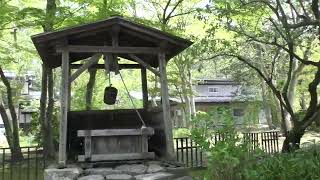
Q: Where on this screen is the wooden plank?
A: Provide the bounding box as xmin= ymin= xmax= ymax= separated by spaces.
xmin=121 ymin=28 xmax=159 ymax=44
xmin=141 ymin=67 xmax=148 ymax=109
xmin=58 ymin=46 xmax=69 ymax=166
xmin=77 ymin=128 xmax=154 ymax=137
xmin=128 ymin=54 xmax=160 ymax=76
xmin=70 ymin=63 xmax=142 ymax=69
xmin=141 ymin=136 xmax=148 ymax=153
xmin=158 ymin=51 xmax=175 ymax=160
xmin=69 ymin=53 xmax=102 ymax=82
xmin=78 ymin=152 xmax=155 ymax=162
xmin=141 ymin=126 xmax=149 ymax=153
xmin=118 ymin=21 xmax=190 ymax=47
xmin=111 ymin=25 xmax=120 ymax=47
xmin=56 ymin=45 xmax=162 ymax=54
xmin=84 ymin=131 xmax=92 ymax=161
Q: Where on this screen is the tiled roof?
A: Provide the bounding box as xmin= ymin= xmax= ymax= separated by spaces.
xmin=196 ymin=79 xmax=239 ymax=85
xmin=194 ymin=96 xmax=245 ymax=103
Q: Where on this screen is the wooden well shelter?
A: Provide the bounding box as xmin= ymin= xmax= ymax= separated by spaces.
xmin=31 ymin=16 xmax=192 ymax=166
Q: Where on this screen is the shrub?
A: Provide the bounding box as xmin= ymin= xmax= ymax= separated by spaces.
xmin=190 ymin=111 xmax=320 ymax=180
xmin=29 ymin=106 xmax=60 ymax=148
xmin=243 ymin=145 xmax=320 ymax=180
xmin=191 ymin=111 xmax=262 ymax=180
xmin=173 ymin=128 xmax=191 ymax=138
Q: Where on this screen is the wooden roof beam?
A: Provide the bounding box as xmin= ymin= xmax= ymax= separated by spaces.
xmin=56 ymin=45 xmax=162 ymax=54
xmin=128 ymin=54 xmax=160 ymax=76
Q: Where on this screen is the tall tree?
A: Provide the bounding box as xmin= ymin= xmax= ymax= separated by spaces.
xmin=144 ymin=0 xmax=201 ymax=123
xmin=0 ymin=67 xmax=23 ymax=160
xmin=0 ymin=1 xmax=23 ymax=160
xmin=203 ymin=0 xmax=320 ymax=152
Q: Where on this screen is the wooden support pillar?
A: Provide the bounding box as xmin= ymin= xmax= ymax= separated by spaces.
xmin=58 ymin=46 xmax=70 ymax=166
xmin=158 ymin=51 xmax=175 ymax=160
xmin=141 ymin=67 xmax=148 ymax=109
xmin=68 ymin=68 xmax=71 ymax=110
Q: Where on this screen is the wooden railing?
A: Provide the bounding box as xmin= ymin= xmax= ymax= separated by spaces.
xmin=174 ymin=130 xmax=280 ymax=167
xmin=174 ymin=137 xmax=204 ymax=168
xmin=0 ymin=146 xmax=45 ymax=180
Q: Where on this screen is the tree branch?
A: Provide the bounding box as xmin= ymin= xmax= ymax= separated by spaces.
xmin=165 ymin=0 xmax=184 ymax=22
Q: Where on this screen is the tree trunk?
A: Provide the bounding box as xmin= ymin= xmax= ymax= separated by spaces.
xmin=39 ymin=0 xmax=57 ymax=159
xmin=0 ymin=98 xmax=13 ymax=149
xmin=86 ymin=68 xmax=97 ymax=110
xmin=261 ymin=81 xmax=274 ymax=129
xmin=282 ymin=126 xmax=304 ymax=152
xmin=187 ymin=69 xmax=196 ymax=117
xmin=0 ymin=67 xmax=23 ymax=160
xmin=44 ymin=68 xmax=55 ymax=158
xmin=39 ymin=64 xmax=48 ymax=154
xmin=284 ymin=61 xmax=305 ymax=131
xmin=299 ymin=92 xmax=307 ymax=111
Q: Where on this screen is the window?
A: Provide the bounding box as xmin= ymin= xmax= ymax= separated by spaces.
xmin=208 ymin=87 xmax=218 ymax=93
xmin=233 ymin=109 xmax=244 ymax=117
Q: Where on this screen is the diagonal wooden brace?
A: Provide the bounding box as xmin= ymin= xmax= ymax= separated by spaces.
xmin=69 ymin=53 xmax=102 ymax=82
xmin=128 ymin=54 xmax=160 ymax=76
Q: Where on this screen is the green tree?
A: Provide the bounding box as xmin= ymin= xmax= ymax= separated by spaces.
xmin=0 ymin=0 xmax=24 ymax=160
xmin=203 ymin=0 xmax=320 ymax=152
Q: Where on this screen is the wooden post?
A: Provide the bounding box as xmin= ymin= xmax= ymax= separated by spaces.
xmin=158 ymin=50 xmax=175 ymax=160
xmin=58 ymin=46 xmax=70 ymax=166
xmin=141 ymin=67 xmax=148 ymax=109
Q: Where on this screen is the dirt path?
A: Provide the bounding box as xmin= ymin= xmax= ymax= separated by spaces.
xmin=278 ymin=131 xmax=320 ymax=150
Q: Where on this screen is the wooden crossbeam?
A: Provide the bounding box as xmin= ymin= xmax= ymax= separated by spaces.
xmin=128 ymin=54 xmax=160 ymax=76
xmin=69 ymin=53 xmax=102 ymax=82
xmin=56 ymin=45 xmax=162 ymax=54
xmin=78 ymin=152 xmax=155 ymax=162
xmin=70 ymin=63 xmax=142 ymax=69
xmin=77 ymin=128 xmax=154 ymax=137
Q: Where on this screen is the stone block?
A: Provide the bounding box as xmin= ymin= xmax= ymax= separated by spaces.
xmin=85 ymin=168 xmax=122 ymax=176
xmin=78 ymin=175 xmax=104 ymax=180
xmin=147 ymin=164 xmax=165 ymax=173
xmin=115 ymin=164 xmax=147 ymax=174
xmin=135 ymin=172 xmax=174 ymax=180
xmin=105 ymin=174 xmax=133 ymax=180
xmin=44 ymin=168 xmax=82 ymax=180
xmin=173 ymin=176 xmax=193 ymax=180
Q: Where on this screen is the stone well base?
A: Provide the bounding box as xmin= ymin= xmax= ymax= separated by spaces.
xmin=45 ymin=161 xmax=193 ymax=180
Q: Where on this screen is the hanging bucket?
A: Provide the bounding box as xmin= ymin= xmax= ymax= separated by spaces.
xmin=104 ymin=86 xmax=118 ymax=105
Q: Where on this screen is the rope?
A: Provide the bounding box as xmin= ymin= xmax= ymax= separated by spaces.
xmin=119 ymin=71 xmax=146 ymax=127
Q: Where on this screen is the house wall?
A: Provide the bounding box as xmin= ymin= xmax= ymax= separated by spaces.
xmin=195 ymin=102 xmax=265 ymax=126
xmin=195 ymin=84 xmax=240 ymax=97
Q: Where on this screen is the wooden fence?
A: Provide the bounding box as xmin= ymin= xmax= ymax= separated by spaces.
xmin=0 ymin=146 xmax=45 ymax=180
xmin=174 ymin=130 xmax=280 ymax=167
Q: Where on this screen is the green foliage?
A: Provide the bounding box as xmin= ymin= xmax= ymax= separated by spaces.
xmin=191 ymin=111 xmax=262 ymax=180
xmin=242 ymin=102 xmax=261 ymax=125
xmin=173 ymin=128 xmax=191 ymax=138
xmin=29 ymin=106 xmax=60 ymax=147
xmin=19 ymin=130 xmax=36 ymax=147
xmin=191 ymin=110 xmax=320 ymax=180
xmin=243 ymin=146 xmax=320 ymax=180
xmin=71 ymin=68 xmax=143 ymax=110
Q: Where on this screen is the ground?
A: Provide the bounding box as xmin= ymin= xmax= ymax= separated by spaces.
xmin=278 ymin=131 xmax=320 ymax=150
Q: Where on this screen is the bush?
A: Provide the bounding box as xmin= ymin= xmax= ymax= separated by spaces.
xmin=29 ymin=106 xmax=60 ymax=148
xmin=191 ymin=111 xmax=261 ymax=180
xmin=190 ymin=111 xmax=320 ymax=180
xmin=173 ymin=128 xmax=191 ymax=138
xmin=243 ymin=146 xmax=320 ymax=180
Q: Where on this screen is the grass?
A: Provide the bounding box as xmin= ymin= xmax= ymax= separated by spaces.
xmin=0 ymin=159 xmax=44 ymax=180
xmin=189 ymin=168 xmax=207 ymax=180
